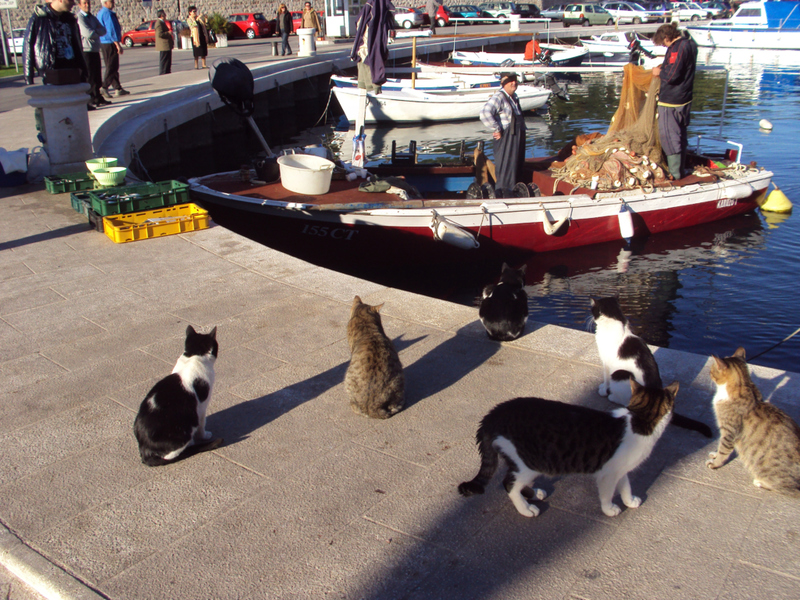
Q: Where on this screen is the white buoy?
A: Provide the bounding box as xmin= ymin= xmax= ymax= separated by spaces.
xmin=759 ymin=119 xmax=773 ymax=130
xmin=618 ymin=202 xmax=634 ymax=240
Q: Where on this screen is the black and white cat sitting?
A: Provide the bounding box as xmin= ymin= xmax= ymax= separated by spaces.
xmin=459 ymin=379 xmax=679 ymax=518
xmin=134 ymin=326 xmax=223 ymax=466
xmin=478 ymin=263 xmax=528 ymax=341
xmin=590 ymin=297 xmax=712 ymax=438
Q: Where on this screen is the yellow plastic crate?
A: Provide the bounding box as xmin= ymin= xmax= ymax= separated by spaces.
xmin=103 ymin=203 xmax=210 ymax=243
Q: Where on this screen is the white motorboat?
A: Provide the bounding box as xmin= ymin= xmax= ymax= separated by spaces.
xmin=686 ymin=0 xmax=800 ymax=49
xmin=450 ymin=45 xmax=590 ymax=68
xmin=579 ymin=31 xmax=665 ymax=61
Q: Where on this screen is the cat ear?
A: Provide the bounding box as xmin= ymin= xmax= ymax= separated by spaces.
xmin=353 ymin=295 xmax=362 ymax=306
xmin=186 ymin=325 xmax=197 ymax=337
xmin=664 ymin=381 xmax=680 ymax=398
xmin=629 ymin=377 xmax=642 ymax=394
xmin=372 ymin=303 xmax=384 ymax=313
xmin=208 ymin=326 xmax=217 ymax=340
xmin=501 ymin=262 xmax=509 ymax=271
xmin=590 ymin=297 xmax=597 ymax=307
xmin=733 ymin=347 xmax=747 ymax=361
xmin=711 ymin=355 xmax=726 ymax=370
xmin=519 ymin=264 xmax=527 ymax=275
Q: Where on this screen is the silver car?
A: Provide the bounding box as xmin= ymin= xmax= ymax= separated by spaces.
xmin=601 ymin=1 xmax=659 ymax=23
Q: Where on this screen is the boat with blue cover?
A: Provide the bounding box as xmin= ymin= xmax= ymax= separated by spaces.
xmin=687 ymin=0 xmax=800 ymax=49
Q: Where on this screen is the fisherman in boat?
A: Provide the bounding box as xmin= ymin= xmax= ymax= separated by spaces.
xmin=652 ymin=22 xmax=698 ymax=180
xmin=479 ymin=72 xmax=527 ymax=198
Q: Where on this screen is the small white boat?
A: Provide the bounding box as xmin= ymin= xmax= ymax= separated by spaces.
xmin=330 ymin=72 xmax=502 ymax=92
xmin=686 ymin=0 xmax=800 ymax=49
xmin=332 ymin=84 xmax=551 ymax=124
xmin=579 ymin=31 xmax=665 ymax=60
xmin=451 ymin=46 xmax=589 ymax=68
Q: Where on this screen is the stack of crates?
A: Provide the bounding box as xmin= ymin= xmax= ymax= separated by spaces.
xmin=86 ymin=180 xmax=211 ymax=243
xmin=44 ymin=172 xmax=97 ymax=218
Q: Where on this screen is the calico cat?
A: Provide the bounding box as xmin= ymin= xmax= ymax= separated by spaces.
xmin=478 ymin=263 xmax=528 ymax=341
xmin=707 ymin=347 xmax=800 ymax=496
xmin=459 ymin=379 xmax=679 ymax=517
xmin=134 ymin=326 xmax=222 ymax=466
xmin=345 ymin=296 xmax=405 ymax=419
xmin=591 ymin=297 xmax=712 ymax=438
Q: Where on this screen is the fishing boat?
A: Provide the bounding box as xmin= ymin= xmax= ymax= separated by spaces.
xmin=579 ymin=31 xmax=665 ymax=62
xmin=450 ymin=45 xmax=590 ymax=68
xmin=330 ymin=72 xmax=502 ymax=91
xmin=188 ymin=145 xmax=772 ymax=266
xmin=686 ymin=0 xmax=800 ymax=49
xmin=331 ymin=83 xmax=551 ymax=124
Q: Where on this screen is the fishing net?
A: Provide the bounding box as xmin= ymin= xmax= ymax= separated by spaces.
xmin=550 ymin=63 xmax=671 ymax=191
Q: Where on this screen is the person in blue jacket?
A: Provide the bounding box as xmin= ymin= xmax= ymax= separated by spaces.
xmin=96 ymin=0 xmax=129 ymax=98
xmin=653 ymin=22 xmax=697 ymax=180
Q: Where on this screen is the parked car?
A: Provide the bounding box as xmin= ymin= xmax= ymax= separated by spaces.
xmin=5 ymin=28 xmax=24 ymax=55
xmin=394 ymin=6 xmax=425 ymax=28
xmin=418 ymin=4 xmax=458 ymax=26
xmin=228 ymin=12 xmax=273 ymax=38
xmin=601 ymin=1 xmax=658 ymax=23
xmin=637 ymin=0 xmax=673 ymax=20
xmin=450 ymin=4 xmax=488 ymax=23
xmin=563 ymin=3 xmax=614 ymax=26
xmin=700 ymin=0 xmax=732 ymax=18
xmin=541 ymin=4 xmax=568 ymax=21
xmin=670 ymin=1 xmax=707 ymax=20
xmin=121 ymin=20 xmax=170 ymax=47
xmin=478 ymin=2 xmax=519 ymax=23
xmin=516 ymin=3 xmax=542 ymax=17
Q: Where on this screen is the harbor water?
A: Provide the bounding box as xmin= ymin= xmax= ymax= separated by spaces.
xmin=317 ymin=48 xmax=800 ymax=373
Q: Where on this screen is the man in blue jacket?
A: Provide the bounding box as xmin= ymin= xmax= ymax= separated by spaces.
xmin=653 ymin=22 xmax=697 ymax=180
xmin=96 ymin=0 xmax=129 ymax=98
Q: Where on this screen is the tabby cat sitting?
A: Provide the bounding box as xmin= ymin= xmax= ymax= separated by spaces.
xmin=707 ymin=347 xmax=800 ymax=497
xmin=459 ymin=378 xmax=679 ymax=518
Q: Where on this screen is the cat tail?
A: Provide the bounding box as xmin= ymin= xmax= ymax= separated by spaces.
xmin=458 ymin=429 xmax=499 ymax=497
xmin=670 ymin=412 xmax=714 ymax=438
xmin=139 ymin=438 xmax=224 ymax=467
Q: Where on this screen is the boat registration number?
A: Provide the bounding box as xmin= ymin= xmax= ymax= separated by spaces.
xmin=301 ymin=224 xmax=358 ymax=240
xmin=716 ymin=198 xmax=737 ymax=209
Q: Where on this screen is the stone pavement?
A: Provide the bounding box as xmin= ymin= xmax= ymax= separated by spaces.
xmin=1 ymin=49 xmax=799 ymax=600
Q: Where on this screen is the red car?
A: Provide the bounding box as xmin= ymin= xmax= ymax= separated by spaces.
xmin=417 ymin=4 xmax=456 ymax=26
xmin=228 ymin=13 xmax=274 ymax=38
xmin=121 ymin=19 xmax=171 ymax=47
xmin=291 ymin=11 xmax=304 ymax=31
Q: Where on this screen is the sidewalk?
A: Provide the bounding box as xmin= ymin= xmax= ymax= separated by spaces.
xmin=1 ymin=62 xmax=799 ymax=600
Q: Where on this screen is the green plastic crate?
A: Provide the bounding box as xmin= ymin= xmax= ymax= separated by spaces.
xmin=44 ymin=172 xmax=95 ymax=194
xmin=88 ymin=180 xmax=190 ymax=217
xmin=70 ymin=192 xmax=92 ymax=216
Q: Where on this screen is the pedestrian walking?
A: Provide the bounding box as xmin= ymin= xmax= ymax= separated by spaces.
xmin=275 ymin=3 xmax=293 ymax=56
xmin=302 ymin=1 xmax=323 ymax=37
xmin=426 ymin=0 xmax=438 ymax=34
xmin=76 ymin=0 xmax=108 ymax=108
xmin=97 ymin=0 xmax=129 ymax=98
xmin=154 ymin=9 xmax=173 ymax=75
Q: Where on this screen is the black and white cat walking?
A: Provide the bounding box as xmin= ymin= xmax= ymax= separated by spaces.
xmin=134 ymin=326 xmax=223 ymax=466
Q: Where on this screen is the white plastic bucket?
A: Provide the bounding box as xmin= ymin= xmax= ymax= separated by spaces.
xmin=297 ymin=28 xmax=317 ymax=57
xmin=277 ymin=153 xmax=335 ymax=195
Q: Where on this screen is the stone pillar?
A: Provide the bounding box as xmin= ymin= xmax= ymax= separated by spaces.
xmin=25 ymin=83 xmax=93 ymax=175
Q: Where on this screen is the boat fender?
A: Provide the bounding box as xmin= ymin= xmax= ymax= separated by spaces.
xmin=761 ymin=183 xmax=793 ymax=213
xmin=724 ymin=181 xmax=754 ymax=201
xmin=618 ymin=201 xmax=634 ymax=240
xmin=429 ymin=212 xmax=480 ymax=249
xmin=539 ymin=203 xmax=569 ymax=236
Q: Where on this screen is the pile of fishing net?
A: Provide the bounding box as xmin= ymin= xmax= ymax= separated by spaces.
xmin=550 ymin=63 xmax=671 ymax=192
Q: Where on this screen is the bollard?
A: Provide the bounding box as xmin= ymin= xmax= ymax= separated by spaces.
xmin=272 ymin=41 xmax=279 ymax=56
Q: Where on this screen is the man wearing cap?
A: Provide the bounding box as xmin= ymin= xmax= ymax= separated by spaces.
xmin=479 ymin=72 xmax=527 ymax=198
xmin=154 ymin=9 xmax=173 ymax=75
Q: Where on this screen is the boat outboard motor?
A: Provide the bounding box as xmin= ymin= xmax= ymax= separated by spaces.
xmin=209 ymin=57 xmax=279 ymax=181
xmin=628 ymin=38 xmax=655 ymax=65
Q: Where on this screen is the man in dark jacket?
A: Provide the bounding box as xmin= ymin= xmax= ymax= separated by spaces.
xmin=23 ymin=0 xmax=87 ymax=85
xmin=653 ymin=22 xmax=697 ymax=180
xmin=154 ymin=9 xmax=173 ymax=75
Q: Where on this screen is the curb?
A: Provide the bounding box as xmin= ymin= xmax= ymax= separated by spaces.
xmin=0 ymin=523 xmax=107 ymax=600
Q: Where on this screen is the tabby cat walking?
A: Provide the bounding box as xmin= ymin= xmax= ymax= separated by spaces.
xmin=345 ymin=296 xmax=405 ymax=419
xmin=459 ymin=379 xmax=679 ymax=517
xmin=134 ymin=326 xmax=222 ymax=466
xmin=707 ymin=347 xmax=800 ymax=497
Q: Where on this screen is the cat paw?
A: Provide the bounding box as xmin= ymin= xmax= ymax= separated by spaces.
xmin=532 ymin=488 xmax=547 ymax=501
xmin=597 ymin=384 xmax=610 ymax=397
xmin=623 ymin=496 xmax=641 ymax=509
xmin=516 ymin=502 xmax=540 ymax=518
xmin=602 ymin=503 xmax=622 ymax=517
xmin=202 ymin=431 xmax=213 ymax=440
xmin=753 ymin=479 xmax=764 ymax=489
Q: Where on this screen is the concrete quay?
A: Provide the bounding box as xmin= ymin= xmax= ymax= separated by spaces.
xmin=1 ymin=47 xmax=799 ymax=600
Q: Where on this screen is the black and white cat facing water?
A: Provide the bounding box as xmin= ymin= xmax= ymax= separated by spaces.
xmin=478 ymin=263 xmax=528 ymax=342
xmin=459 ymin=379 xmax=679 ymax=517
xmin=591 ymin=297 xmax=713 ymax=438
xmin=134 ymin=326 xmax=223 ymax=466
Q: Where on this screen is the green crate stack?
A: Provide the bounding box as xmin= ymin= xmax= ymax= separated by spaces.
xmin=44 ymin=172 xmax=95 ymax=194
xmin=70 ymin=192 xmax=92 ymax=217
xmin=87 ymin=180 xmax=190 ymax=217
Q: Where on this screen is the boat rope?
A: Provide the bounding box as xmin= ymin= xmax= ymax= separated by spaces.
xmin=129 ymin=144 xmax=153 ymax=182
xmin=313 ymin=86 xmax=335 ymax=128
xmin=748 ymin=326 xmax=800 ymax=362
